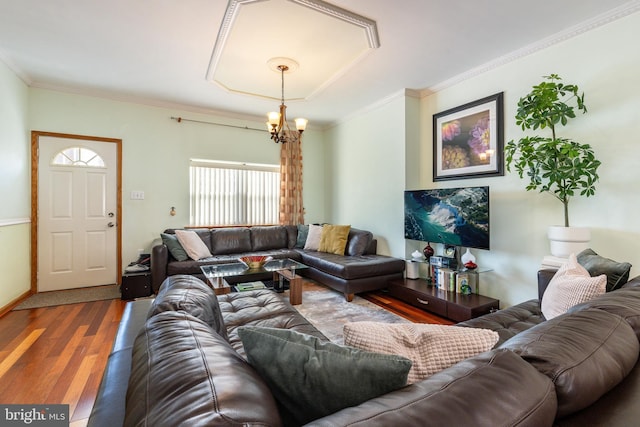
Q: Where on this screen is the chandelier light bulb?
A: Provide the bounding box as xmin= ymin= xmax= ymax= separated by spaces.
xmin=295 ymin=118 xmax=308 ymax=132
xmin=267 ymin=112 xmax=280 ymax=125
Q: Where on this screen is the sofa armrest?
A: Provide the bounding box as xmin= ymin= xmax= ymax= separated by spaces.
xmin=151 ymin=244 xmax=168 ymax=293
xmin=538 ymin=268 xmax=558 ymax=300
xmin=365 ymin=239 xmax=377 ymax=255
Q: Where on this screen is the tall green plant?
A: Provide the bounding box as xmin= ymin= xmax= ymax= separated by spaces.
xmin=505 ymin=74 xmax=601 ymax=227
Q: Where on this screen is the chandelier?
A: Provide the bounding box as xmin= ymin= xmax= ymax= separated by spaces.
xmin=266 ymin=64 xmax=308 ymax=143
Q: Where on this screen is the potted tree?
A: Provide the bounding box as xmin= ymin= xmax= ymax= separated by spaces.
xmin=505 ymin=74 xmax=601 ymax=257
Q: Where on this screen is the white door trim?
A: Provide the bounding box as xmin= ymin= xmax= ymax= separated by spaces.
xmin=31 ymin=131 xmax=122 ymax=294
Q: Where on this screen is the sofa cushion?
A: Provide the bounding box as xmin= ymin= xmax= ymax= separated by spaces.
xmin=457 ymin=299 xmax=545 ymax=347
xmin=175 ymin=229 xmax=212 ymax=260
xmin=295 ymin=224 xmax=309 ymax=248
xmin=250 ymin=226 xmax=288 ymax=251
xmin=345 ymin=228 xmax=373 ymax=256
xmin=125 ymin=311 xmax=281 ymax=426
xmin=577 ymin=248 xmax=632 ymax=291
xmin=147 ymin=275 xmax=228 ymax=341
xmin=318 ymin=224 xmax=351 ymax=255
xmin=310 ymin=349 xmax=557 ymax=427
xmin=568 ymin=285 xmax=640 ymax=340
xmin=218 ymin=290 xmax=328 ymax=356
xmin=541 ymin=253 xmax=606 ymax=320
xmin=238 ymin=326 xmax=411 ymax=427
xmin=160 ymin=233 xmax=188 ymax=261
xmin=500 ymin=308 xmax=639 ymax=418
xmin=303 ymin=224 xmax=323 ymax=251
xmin=210 ymin=227 xmax=251 ymax=255
xmin=300 ymin=251 xmax=405 ymax=280
xmin=344 ymin=322 xmax=498 ymax=383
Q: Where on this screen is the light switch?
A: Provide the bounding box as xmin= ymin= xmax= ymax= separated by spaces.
xmin=130 ymin=190 xmax=145 ymax=200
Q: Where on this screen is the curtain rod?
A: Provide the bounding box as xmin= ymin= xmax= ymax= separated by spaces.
xmin=170 ymin=116 xmax=265 ymax=133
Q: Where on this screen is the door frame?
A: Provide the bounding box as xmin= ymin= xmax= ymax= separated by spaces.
xmin=31 ymin=131 xmax=123 ymax=293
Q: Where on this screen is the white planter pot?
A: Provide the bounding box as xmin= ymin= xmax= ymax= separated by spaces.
xmin=547 ymin=226 xmax=591 ymax=258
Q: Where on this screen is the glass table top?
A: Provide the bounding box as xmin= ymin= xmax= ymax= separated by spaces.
xmin=200 ymin=258 xmax=307 ymax=280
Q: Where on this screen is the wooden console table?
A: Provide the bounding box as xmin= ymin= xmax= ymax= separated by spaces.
xmin=388 ymin=278 xmax=499 ymax=322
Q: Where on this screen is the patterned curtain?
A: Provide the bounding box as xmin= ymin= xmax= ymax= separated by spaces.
xmin=279 ymin=132 xmax=304 ymax=225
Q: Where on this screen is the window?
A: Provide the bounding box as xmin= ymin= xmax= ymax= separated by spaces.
xmin=190 ymin=160 xmax=280 ymax=226
xmin=52 ymin=147 xmax=105 ymax=167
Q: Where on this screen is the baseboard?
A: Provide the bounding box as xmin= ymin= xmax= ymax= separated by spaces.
xmin=0 ymin=289 xmax=34 ymax=318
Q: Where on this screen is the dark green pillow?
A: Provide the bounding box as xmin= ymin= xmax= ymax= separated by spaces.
xmin=238 ymin=326 xmax=411 ymax=426
xmin=161 ymin=233 xmax=188 ymax=262
xmin=577 ymin=248 xmax=632 ymax=292
xmin=294 ymin=224 xmax=309 ymax=248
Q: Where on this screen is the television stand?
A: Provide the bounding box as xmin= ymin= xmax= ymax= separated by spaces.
xmin=387 ymin=278 xmax=499 ymax=322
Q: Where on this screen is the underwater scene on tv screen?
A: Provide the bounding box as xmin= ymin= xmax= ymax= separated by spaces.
xmin=404 ymin=186 xmax=490 ymax=250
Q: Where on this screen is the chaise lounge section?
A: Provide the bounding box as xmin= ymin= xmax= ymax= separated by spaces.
xmin=151 ymin=225 xmax=405 ymax=301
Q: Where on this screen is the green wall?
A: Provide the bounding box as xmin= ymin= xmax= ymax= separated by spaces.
xmin=328 ymin=12 xmax=640 ymax=306
xmin=0 ymin=60 xmax=31 ymax=307
xmin=27 ymin=89 xmax=326 ymax=265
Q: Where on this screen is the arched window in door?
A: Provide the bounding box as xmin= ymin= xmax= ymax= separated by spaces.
xmin=51 ymin=146 xmax=105 ymax=168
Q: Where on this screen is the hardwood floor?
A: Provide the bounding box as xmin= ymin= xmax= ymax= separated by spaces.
xmin=0 ymin=299 xmax=128 ymax=427
xmin=0 ymin=289 xmax=450 ymax=426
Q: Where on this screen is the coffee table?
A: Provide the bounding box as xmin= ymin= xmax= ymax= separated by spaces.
xmin=200 ymin=258 xmax=308 ymax=305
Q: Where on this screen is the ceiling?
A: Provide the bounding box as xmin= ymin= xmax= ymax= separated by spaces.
xmin=0 ymin=0 xmax=638 ymax=127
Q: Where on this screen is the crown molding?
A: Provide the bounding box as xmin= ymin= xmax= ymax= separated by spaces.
xmin=0 ymin=50 xmax=32 ymax=86
xmin=424 ymin=1 xmax=640 ymax=95
xmin=327 ymin=88 xmax=417 ymax=128
xmin=30 ymin=81 xmax=270 ymax=123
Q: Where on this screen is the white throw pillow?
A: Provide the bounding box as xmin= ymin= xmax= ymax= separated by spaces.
xmin=174 ymin=230 xmax=212 ymax=260
xmin=343 ymin=322 xmax=499 ymax=384
xmin=303 ymin=224 xmax=323 ymax=251
xmin=541 ymin=253 xmax=606 ymax=320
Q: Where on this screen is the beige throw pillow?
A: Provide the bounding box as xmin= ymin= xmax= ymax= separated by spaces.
xmin=541 ymin=253 xmax=607 ymax=320
xmin=174 ymin=230 xmax=212 ymax=260
xmin=303 ymin=224 xmax=323 ymax=251
xmin=344 ymin=322 xmax=499 ymax=384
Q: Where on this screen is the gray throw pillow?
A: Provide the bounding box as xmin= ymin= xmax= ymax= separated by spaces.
xmin=577 ymin=248 xmax=632 ymax=292
xmin=294 ymin=224 xmax=309 ymax=248
xmin=238 ymin=326 xmax=411 ymax=426
xmin=160 ymin=233 xmax=188 ymax=261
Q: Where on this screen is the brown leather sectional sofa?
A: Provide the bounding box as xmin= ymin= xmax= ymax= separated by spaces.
xmin=151 ymin=225 xmax=405 ymax=301
xmin=88 ymin=271 xmax=640 ymax=426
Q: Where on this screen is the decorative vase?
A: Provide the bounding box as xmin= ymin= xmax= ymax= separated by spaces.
xmin=547 ymin=226 xmax=591 ymax=258
xmin=461 ymin=248 xmax=476 ymax=265
xmin=423 ymin=242 xmax=434 ymax=259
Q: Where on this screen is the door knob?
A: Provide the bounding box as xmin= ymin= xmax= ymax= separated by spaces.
xmin=108 ymin=212 xmax=114 ymax=217
xmin=107 ymin=222 xmax=115 ymax=228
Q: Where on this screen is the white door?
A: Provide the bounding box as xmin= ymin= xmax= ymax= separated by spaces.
xmin=37 ymin=136 xmax=118 ymax=291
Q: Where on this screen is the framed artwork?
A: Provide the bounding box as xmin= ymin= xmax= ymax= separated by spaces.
xmin=433 ymin=92 xmax=504 ymax=181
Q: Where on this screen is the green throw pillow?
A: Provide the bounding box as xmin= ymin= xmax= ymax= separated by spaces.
xmin=161 ymin=233 xmax=188 ymax=262
xmin=295 ymin=224 xmax=309 ymax=248
xmin=577 ymin=248 xmax=632 ymax=292
xmin=238 ymin=326 xmax=411 ymax=426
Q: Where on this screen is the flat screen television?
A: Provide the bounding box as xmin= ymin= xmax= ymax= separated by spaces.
xmin=404 ymin=186 xmax=490 ymax=250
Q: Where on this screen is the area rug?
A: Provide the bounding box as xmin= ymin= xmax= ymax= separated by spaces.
xmin=287 ymin=282 xmax=410 ymax=345
xmin=12 ymin=284 xmax=121 ymax=310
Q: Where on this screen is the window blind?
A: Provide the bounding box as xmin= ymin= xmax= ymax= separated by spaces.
xmin=189 ymin=160 xmax=280 ymax=226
